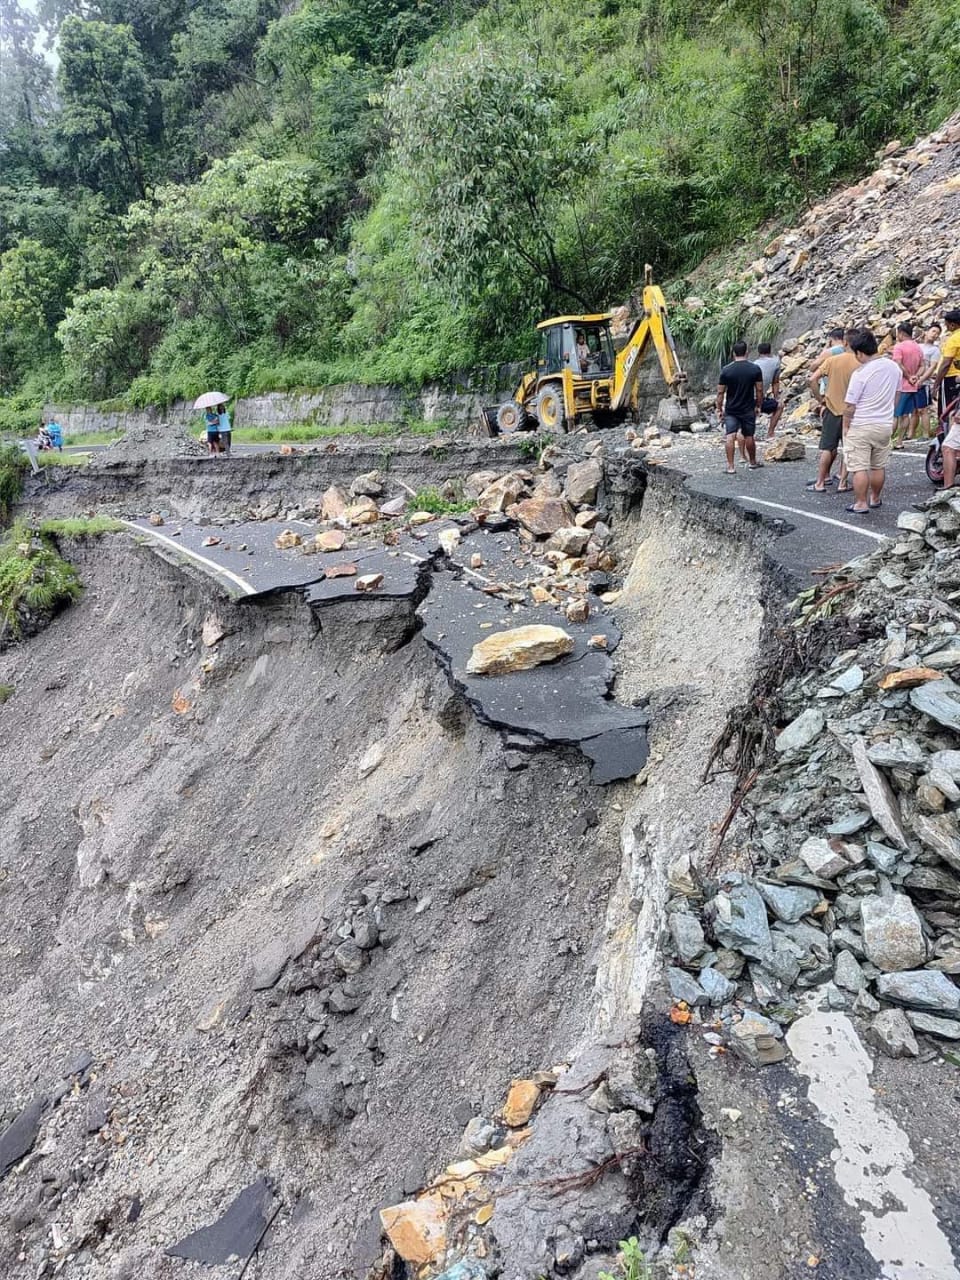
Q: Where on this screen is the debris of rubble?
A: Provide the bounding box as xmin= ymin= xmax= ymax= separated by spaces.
xmin=465 ymin=625 xmax=575 ymax=676
xmin=356 ymin=573 xmax=385 ymax=592
xmin=664 ymin=488 xmax=960 ymax=1063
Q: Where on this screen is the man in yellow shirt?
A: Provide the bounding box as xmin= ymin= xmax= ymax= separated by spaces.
xmin=932 ymin=309 xmax=960 ymax=418
xmin=807 ymin=328 xmax=860 ymax=492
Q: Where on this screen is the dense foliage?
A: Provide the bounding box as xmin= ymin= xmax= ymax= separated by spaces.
xmin=1 ymin=0 xmax=958 ymax=408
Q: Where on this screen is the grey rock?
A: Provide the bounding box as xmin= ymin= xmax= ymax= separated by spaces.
xmin=834 ymin=950 xmax=866 ymax=993
xmin=922 ymin=644 xmax=960 ymax=670
xmin=913 ymin=812 xmax=960 ymax=872
xmin=667 ymin=967 xmax=707 ymax=1007
xmin=698 ymin=966 xmax=737 ymax=1005
xmin=458 ymin=1115 xmax=505 ymax=1157
xmin=728 ymin=1011 xmax=787 ymax=1067
xmin=826 ymin=811 xmax=872 ymax=835
xmin=929 ymin=749 xmax=960 ymax=778
xmin=904 ymin=865 xmax=960 ymax=895
xmin=853 ymin=989 xmax=881 ymax=1016
xmin=875 ymin=970 xmax=960 ymax=1015
xmin=352 ymin=920 xmax=380 ymax=951
xmin=906 ymin=1011 xmax=960 ymax=1040
xmin=333 ymin=940 xmax=364 ymax=975
xmin=166 ymin=1178 xmax=276 ymax=1265
xmin=563 ymin=458 xmax=602 ymax=506
xmin=860 ymin=893 xmax=926 ymax=972
xmin=831 ymin=926 xmax=866 ymax=959
xmin=896 ymin=510 xmax=929 ymax=534
xmin=830 ymin=664 xmax=864 ymax=693
xmin=62 ymin=1049 xmax=94 ymax=1079
xmin=910 ymin=677 xmax=960 ymax=733
xmin=865 ymin=841 xmax=900 ymax=875
xmin=0 ymin=1096 xmax=46 ymax=1181
xmin=865 ymin=1009 xmax=919 ymax=1058
xmin=775 ymin=708 xmax=825 ymax=754
xmin=920 ymin=768 xmax=960 ymax=801
xmin=328 ymin=985 xmax=362 ymax=1014
xmin=757 ymin=881 xmax=821 ymax=923
xmin=865 ymin=736 xmax=927 ymax=770
xmin=710 ymin=881 xmax=772 ymax=958
xmin=350 ymin=470 xmax=385 ymax=497
xmin=851 ymin=738 xmax=908 ymax=849
xmin=798 ymin=836 xmax=849 ymax=879
xmin=669 ymin=911 xmax=707 ymax=965
xmin=774 ymin=920 xmax=832 ymax=966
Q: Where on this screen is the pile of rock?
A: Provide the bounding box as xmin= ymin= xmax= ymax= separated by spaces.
xmin=723 ymin=113 xmax=960 ymax=428
xmin=93 ymin=419 xmax=206 ymax=464
xmin=666 ymin=496 xmax=960 ymax=1063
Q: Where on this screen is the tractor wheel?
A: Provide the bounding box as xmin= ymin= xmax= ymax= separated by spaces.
xmin=535 ymin=384 xmax=567 ymax=433
xmin=496 ymin=400 xmax=528 ymax=434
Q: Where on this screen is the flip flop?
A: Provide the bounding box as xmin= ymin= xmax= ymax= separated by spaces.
xmin=845 ymin=504 xmax=870 ymax=515
xmin=837 ymin=484 xmax=852 ymax=493
xmin=869 ymin=500 xmax=882 ymax=509
xmin=725 ymin=467 xmax=736 ymax=474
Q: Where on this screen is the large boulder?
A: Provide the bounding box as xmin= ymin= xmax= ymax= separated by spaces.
xmin=765 ymin=437 xmax=806 ymax=462
xmin=478 ymin=473 xmax=528 ymax=513
xmin=321 ymin=485 xmax=348 ymax=521
xmin=466 ymin=625 xmax=574 ymax=676
xmin=860 ymin=893 xmax=926 ymax=972
xmin=563 ymin=459 xmax=602 ymax=506
xmin=507 ymin=496 xmax=576 ymax=538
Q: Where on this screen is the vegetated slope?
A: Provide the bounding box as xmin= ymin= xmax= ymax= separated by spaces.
xmin=0 ymin=537 xmax=621 ymax=1278
xmin=3 ymin=0 xmax=960 ymax=422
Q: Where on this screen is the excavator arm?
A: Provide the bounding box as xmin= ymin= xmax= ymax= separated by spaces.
xmin=610 ymin=265 xmax=687 ymax=413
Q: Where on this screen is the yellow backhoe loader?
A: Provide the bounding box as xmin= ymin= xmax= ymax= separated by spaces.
xmin=482 ymin=266 xmax=698 ymax=435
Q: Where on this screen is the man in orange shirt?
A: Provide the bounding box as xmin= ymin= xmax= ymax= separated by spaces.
xmin=807 ymin=328 xmax=860 ymax=492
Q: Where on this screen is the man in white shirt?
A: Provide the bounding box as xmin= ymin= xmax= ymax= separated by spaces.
xmin=842 ymin=329 xmax=901 ymax=514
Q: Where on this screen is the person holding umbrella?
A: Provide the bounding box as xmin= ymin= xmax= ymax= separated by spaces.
xmin=194 ymin=391 xmax=230 ymax=457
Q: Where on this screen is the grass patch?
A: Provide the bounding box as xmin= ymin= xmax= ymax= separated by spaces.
xmin=0 ymin=683 xmax=13 ymax=704
xmin=37 ymin=451 xmax=92 ymax=468
xmin=0 ymin=520 xmax=82 ymax=639
xmin=39 ymin=516 xmax=123 ymax=538
xmin=599 ymin=1239 xmax=654 ymax=1280
xmin=63 ymin=430 xmax=123 ymax=446
xmin=411 ymin=486 xmax=473 ymax=515
xmin=0 ymin=444 xmax=28 ymax=524
xmin=231 ymin=417 xmax=453 ymax=444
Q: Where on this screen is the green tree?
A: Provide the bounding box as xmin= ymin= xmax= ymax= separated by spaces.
xmin=0 ymin=238 xmax=68 ymax=389
xmin=56 ymin=16 xmax=151 ymax=206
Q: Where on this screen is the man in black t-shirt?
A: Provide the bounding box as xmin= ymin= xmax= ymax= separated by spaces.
xmin=717 ymin=341 xmax=764 ymax=473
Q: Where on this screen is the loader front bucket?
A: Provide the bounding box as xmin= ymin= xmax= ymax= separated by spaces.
xmin=479 ymin=406 xmax=500 ymax=437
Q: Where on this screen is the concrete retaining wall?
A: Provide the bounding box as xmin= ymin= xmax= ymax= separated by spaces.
xmin=47 ymin=349 xmax=720 ymax=438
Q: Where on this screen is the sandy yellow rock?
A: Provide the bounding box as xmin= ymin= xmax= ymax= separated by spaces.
xmin=466 ymin=625 xmax=574 ymax=676
xmin=502 ymin=1078 xmax=541 ymax=1127
xmin=274 ymin=529 xmax=302 ymax=549
xmin=379 ymin=1193 xmax=447 ymax=1265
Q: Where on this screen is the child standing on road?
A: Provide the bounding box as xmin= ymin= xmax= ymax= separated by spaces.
xmin=204 ymin=408 xmax=221 ymax=455
xmin=217 ymin=403 xmax=232 ymax=457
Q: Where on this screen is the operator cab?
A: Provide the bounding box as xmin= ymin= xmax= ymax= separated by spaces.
xmin=536 ymin=314 xmax=614 ymax=379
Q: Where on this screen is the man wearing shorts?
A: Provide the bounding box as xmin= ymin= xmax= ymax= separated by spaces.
xmin=918 ymin=323 xmax=941 ymax=436
xmin=807 ymin=328 xmax=859 ymax=492
xmin=842 ymin=330 xmax=900 ymax=514
xmin=717 ymin=341 xmax=763 ymax=473
xmin=933 ymin=309 xmax=960 ymax=420
xmin=891 ymin=321 xmax=925 ymax=444
xmin=754 ymin=342 xmax=783 ymax=439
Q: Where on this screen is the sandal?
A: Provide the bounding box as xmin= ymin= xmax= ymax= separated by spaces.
xmin=725 ymin=467 xmax=736 ymax=474
xmin=845 ymin=504 xmax=870 ymax=515
xmin=869 ymin=500 xmax=882 ymax=509
xmin=837 ymin=483 xmax=852 ymax=493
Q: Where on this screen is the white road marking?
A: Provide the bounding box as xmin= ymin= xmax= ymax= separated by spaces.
xmin=122 ymin=520 xmax=257 ymax=595
xmin=788 ymin=1006 xmax=960 ymax=1280
xmin=733 ymin=495 xmax=888 ymax=541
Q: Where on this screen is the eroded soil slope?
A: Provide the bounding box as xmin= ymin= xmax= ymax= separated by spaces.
xmin=0 ymin=537 xmax=624 ymax=1279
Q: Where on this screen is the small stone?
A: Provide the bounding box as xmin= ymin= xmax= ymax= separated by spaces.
xmin=864 ymin=736 xmax=928 ymax=769
xmin=469 ymin=553 xmax=483 ymax=569
xmin=698 ymin=966 xmax=737 ymax=1005
xmin=409 ymin=511 xmax=435 ymax=526
xmin=358 ymin=741 xmax=385 ymax=778
xmin=830 ymin=665 xmax=864 ymax=694
xmin=667 ymin=967 xmax=707 ymax=1006
xmin=565 ymin=599 xmax=589 ymax=624
xmin=563 ymin=459 xmax=602 ymax=506
xmin=709 ymin=881 xmax=772 ymax=958
xmin=148 ymin=512 xmax=164 ymax=526
xmin=875 ymin=970 xmax=960 ymax=1014
xmin=913 ymin=812 xmax=960 ymax=872
xmin=860 ymin=893 xmax=926 ymax=972
xmin=333 ymin=940 xmax=364 ymax=975
xmin=851 ymin=738 xmax=908 ymax=849
xmin=896 ymin=510 xmax=929 ymax=534
xmin=201 ymin=536 xmax=221 ymax=547
xmin=865 ymin=1009 xmax=918 ymax=1059
xmin=438 ymin=528 xmax=460 ymax=557
xmin=775 ymin=708 xmax=824 ymax=753
xmin=864 ymin=841 xmax=900 ymax=874
xmin=548 ymin=526 xmax=591 ymax=556
xmin=910 ymin=677 xmax=960 ymax=733
xmin=826 ymin=812 xmax=872 ymax=836
xmin=201 ymin=615 xmax=226 ymax=648
xmin=906 ymin=1011 xmax=960 ymax=1040
xmin=315 ymin=529 xmax=346 ymax=553
xmin=669 ymin=912 xmax=706 ymax=965
xmin=458 ymin=1115 xmax=503 ymax=1157
xmin=380 ymin=1194 xmax=447 ymax=1266
xmin=352 ymin=919 xmax=380 ymax=950
xmin=798 ymin=837 xmax=849 ymax=879
xmin=728 ymin=1011 xmax=787 ymax=1067
xmin=502 ymin=1079 xmax=541 ymax=1127
xmin=764 ymin=437 xmax=805 ymax=462
xmin=274 ymin=529 xmax=302 ymax=550
xmin=588 ymin=633 xmax=608 ymax=649
xmin=757 ymin=881 xmax=821 ymax=923
xmin=325 ymin=562 xmax=357 ymax=578
xmin=355 ymin=573 xmax=384 ymax=592
xmin=466 ymin=625 xmax=574 ymax=676
xmin=834 ymin=950 xmax=866 ymax=993
xmin=350 ymin=470 xmax=385 ymax=497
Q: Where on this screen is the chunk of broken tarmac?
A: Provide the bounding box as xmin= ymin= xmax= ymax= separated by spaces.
xmin=0 ymin=1096 xmax=46 ymax=1181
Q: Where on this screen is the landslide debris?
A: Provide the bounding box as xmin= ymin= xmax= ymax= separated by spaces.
xmin=664 ymin=492 xmax=960 ymax=1066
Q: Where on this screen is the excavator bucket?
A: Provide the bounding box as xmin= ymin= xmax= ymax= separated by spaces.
xmin=656 ymin=377 xmax=701 ymax=432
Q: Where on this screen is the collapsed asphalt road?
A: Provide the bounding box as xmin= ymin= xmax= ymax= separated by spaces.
xmin=124 ymin=513 xmax=648 ymax=783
